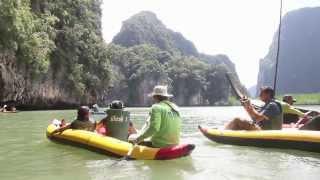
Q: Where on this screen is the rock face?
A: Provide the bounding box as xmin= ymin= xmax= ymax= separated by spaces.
xmin=0 ymin=0 xmax=111 ymax=109
xmin=0 ymin=51 xmax=80 ymax=109
xmin=110 ymin=11 xmax=247 ymax=106
xmin=113 ymin=11 xmax=198 ymax=56
xmin=257 ymin=7 xmax=320 ymax=94
xmin=0 ymin=50 xmax=100 ymax=109
xmin=0 ymin=3 xmax=246 ymax=109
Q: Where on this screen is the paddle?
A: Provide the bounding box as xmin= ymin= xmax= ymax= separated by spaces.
xmin=225 ymin=73 xmax=261 ymax=109
xmin=110 ymin=143 xmax=137 ymax=167
xmin=295 ymin=107 xmax=319 ymax=116
xmin=225 ymin=73 xmax=244 ymax=100
xmin=226 ymin=73 xmax=319 ymax=117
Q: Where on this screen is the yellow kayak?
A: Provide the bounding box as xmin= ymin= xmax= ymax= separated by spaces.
xmin=199 ymin=125 xmax=320 ymax=153
xmin=46 ymin=123 xmax=195 ymax=160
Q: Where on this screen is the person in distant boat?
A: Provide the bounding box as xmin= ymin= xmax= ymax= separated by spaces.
xmin=128 ymin=85 xmax=181 ymax=148
xmin=1 ymin=104 xmax=17 ymax=112
xmin=51 ymin=106 xmax=96 ymax=134
xmin=280 ymin=95 xmax=315 ymax=126
xmin=282 ymin=95 xmax=296 ymax=106
xmin=92 ymin=104 xmax=100 ymax=112
xmin=281 ymin=95 xmax=306 ymax=117
xmin=0 ymin=105 xmax=7 ymax=112
xmin=225 ymin=87 xmax=283 ymax=130
xmin=96 ymin=100 xmax=136 ymax=141
xmin=281 ymin=95 xmax=306 ymax=123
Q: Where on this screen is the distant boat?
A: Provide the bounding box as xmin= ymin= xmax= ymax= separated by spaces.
xmin=1 ymin=111 xmax=19 ymax=113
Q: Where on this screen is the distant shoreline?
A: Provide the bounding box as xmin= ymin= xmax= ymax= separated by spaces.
xmin=2 ymin=93 xmax=320 ymax=111
xmin=4 ymin=103 xmax=319 ymax=111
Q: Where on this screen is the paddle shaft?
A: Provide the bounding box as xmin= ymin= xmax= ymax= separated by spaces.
xmin=225 ymin=73 xmax=243 ymax=100
xmin=124 ymin=143 xmax=137 ymax=160
xmin=110 ymin=143 xmax=137 ymax=167
xmin=226 ymin=73 xmax=261 ymax=108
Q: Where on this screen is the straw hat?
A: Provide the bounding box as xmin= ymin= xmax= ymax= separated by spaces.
xmin=148 ymin=85 xmax=173 ymax=98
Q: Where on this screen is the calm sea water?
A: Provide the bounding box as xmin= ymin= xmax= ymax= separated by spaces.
xmin=1 ymin=106 xmax=320 ymax=180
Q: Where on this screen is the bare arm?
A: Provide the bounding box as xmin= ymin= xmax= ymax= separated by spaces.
xmin=52 ymin=124 xmax=71 ymax=134
xmin=242 ymin=99 xmax=268 ymax=122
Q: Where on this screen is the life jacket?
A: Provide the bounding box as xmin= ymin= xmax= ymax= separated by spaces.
xmin=105 ymin=109 xmax=130 ymax=141
xmin=257 ymin=99 xmax=283 ymax=130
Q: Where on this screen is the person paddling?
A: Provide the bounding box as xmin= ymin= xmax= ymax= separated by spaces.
xmin=225 ymin=87 xmax=283 ymax=130
xmin=96 ymin=100 xmax=136 ymax=141
xmin=128 ymin=85 xmax=181 ymax=148
xmin=51 ymin=106 xmax=96 ymax=134
xmin=280 ymin=95 xmax=311 ymax=124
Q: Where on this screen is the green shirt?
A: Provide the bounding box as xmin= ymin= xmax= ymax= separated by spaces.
xmin=279 ymin=101 xmax=305 ymax=117
xmin=137 ymin=100 xmax=181 ymax=148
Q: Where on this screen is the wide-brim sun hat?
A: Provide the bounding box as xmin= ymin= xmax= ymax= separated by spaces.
xmin=148 ymin=85 xmax=173 ymax=98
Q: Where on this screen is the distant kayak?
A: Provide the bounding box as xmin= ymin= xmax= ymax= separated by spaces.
xmin=90 ymin=111 xmax=106 ymax=115
xmin=199 ymin=125 xmax=320 ymax=153
xmin=47 ymin=122 xmax=195 ymax=160
xmin=1 ymin=111 xmax=19 ymax=113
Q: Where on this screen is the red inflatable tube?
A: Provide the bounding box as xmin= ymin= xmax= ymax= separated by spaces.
xmin=155 ymin=144 xmax=195 ymax=160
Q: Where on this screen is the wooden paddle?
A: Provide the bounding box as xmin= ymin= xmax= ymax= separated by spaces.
xmin=225 ymin=73 xmax=244 ymax=100
xmin=295 ymin=107 xmax=319 ymax=116
xmin=226 ymin=73 xmax=263 ymax=112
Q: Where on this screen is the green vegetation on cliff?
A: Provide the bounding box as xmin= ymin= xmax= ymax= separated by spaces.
xmin=109 ymin=11 xmax=246 ymax=106
xmin=0 ymin=2 xmax=245 ymax=108
xmin=112 ymin=11 xmax=198 ymax=56
xmin=0 ymin=0 xmax=111 ymax=106
xmin=0 ymin=0 xmax=56 ymax=76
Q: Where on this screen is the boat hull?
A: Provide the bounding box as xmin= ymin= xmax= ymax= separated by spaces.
xmin=199 ymin=126 xmax=320 ymax=153
xmin=47 ymin=124 xmax=195 ymax=160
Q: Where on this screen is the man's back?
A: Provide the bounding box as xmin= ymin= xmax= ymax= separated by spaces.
xmin=70 ymin=119 xmax=95 ymax=131
xmin=149 ymin=101 xmax=181 ymax=147
xmin=105 ymin=109 xmax=130 ymax=141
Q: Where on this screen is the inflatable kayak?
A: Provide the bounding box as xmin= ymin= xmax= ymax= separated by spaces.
xmin=199 ymin=125 xmax=320 ymax=153
xmin=1 ymin=110 xmax=19 ymax=113
xmin=46 ymin=123 xmax=195 ymax=160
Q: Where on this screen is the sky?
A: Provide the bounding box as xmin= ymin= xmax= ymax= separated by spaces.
xmin=101 ymin=0 xmax=320 ymax=88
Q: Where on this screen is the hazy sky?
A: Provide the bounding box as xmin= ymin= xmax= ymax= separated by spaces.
xmin=101 ymin=0 xmax=320 ymax=88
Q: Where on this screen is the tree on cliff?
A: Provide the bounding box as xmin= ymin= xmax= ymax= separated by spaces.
xmin=110 ymin=11 xmax=245 ymax=106
xmin=0 ymin=0 xmax=56 ymax=77
xmin=0 ymin=2 xmax=245 ymax=108
xmin=0 ymin=0 xmax=112 ymax=107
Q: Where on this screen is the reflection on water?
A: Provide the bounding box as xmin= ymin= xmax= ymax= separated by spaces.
xmin=1 ymin=106 xmax=320 ymax=180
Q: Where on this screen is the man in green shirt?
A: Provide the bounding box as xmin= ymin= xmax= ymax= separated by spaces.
xmin=128 ymin=85 xmax=181 ymax=148
xmin=281 ymin=95 xmax=310 ymax=124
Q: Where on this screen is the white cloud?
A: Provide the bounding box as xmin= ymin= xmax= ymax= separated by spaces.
xmin=101 ymin=0 xmax=320 ymax=88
